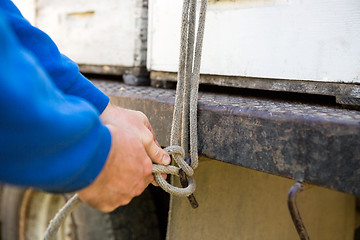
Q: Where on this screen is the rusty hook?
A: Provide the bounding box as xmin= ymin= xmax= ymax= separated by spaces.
xmin=179 ymin=157 xmax=199 ymax=208
xmin=287 ymin=182 xmax=310 ymax=240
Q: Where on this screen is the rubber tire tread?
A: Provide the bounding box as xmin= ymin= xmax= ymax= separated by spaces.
xmin=1 ymin=185 xmax=26 ymax=240
xmin=1 ymin=185 xmax=160 ymax=240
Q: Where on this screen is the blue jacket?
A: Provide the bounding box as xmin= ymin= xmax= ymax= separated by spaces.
xmin=0 ymin=1 xmax=111 ymax=193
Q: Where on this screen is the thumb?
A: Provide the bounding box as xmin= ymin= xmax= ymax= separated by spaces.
xmin=144 ymin=138 xmax=171 ymax=165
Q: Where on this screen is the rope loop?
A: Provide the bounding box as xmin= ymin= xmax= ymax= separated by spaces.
xmin=152 ymin=0 xmax=208 ymax=199
xmin=167 ymin=146 xmax=194 ymax=176
xmin=152 ymin=145 xmax=196 ymax=197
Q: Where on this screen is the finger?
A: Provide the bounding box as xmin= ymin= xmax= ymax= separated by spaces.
xmin=155 ymin=139 xmax=161 ymax=148
xmin=136 ymin=110 xmax=159 ymax=144
xmin=135 ymin=110 xmax=153 ymax=133
xmin=162 ymin=173 xmax=167 ymax=180
xmin=142 ymin=130 xmax=170 ymax=165
xmin=144 ymin=118 xmax=157 ymax=142
xmin=148 ymin=141 xmax=171 ymax=165
xmin=148 ymin=173 xmax=155 ymax=183
xmin=151 ymin=179 xmax=159 ymax=186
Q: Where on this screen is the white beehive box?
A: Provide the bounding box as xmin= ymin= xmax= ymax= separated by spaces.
xmin=14 ymin=0 xmax=148 ymax=76
xmin=148 ymin=0 xmax=360 ymax=98
xmin=12 ymin=0 xmax=36 ymax=24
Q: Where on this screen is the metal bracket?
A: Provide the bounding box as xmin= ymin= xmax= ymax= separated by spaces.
xmin=287 ymin=182 xmax=310 ymax=240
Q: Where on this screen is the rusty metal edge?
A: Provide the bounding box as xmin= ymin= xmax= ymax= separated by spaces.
xmin=96 ymin=80 xmax=360 ymax=196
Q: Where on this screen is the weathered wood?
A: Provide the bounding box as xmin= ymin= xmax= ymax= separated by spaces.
xmin=11 ymin=0 xmax=36 ymax=24
xmin=148 ymin=0 xmax=360 ymax=83
xmin=79 ymin=65 xmax=148 ymax=77
xmin=32 ymin=0 xmax=148 ymax=69
xmin=151 ymin=71 xmax=360 ymax=106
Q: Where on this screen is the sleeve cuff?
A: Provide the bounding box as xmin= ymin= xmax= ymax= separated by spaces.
xmin=64 ymin=73 xmax=110 ymax=114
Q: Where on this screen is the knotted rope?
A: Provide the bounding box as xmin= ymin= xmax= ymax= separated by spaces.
xmin=43 ymin=0 xmax=207 ymax=239
xmin=153 ymin=0 xmax=207 ymax=196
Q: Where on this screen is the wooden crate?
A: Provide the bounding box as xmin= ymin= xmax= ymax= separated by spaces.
xmin=12 ymin=0 xmax=36 ymax=24
xmin=15 ymin=0 xmax=148 ymax=77
xmin=147 ymin=0 xmax=360 ymax=101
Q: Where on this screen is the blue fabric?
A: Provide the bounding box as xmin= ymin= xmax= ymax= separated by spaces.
xmin=0 ymin=0 xmax=109 ymax=114
xmin=0 ymin=5 xmax=111 ymax=193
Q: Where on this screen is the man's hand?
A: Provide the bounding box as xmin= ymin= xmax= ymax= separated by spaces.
xmin=77 ymin=102 xmax=170 ymax=212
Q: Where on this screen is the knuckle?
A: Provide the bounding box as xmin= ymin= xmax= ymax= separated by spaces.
xmin=121 ymin=197 xmax=132 ymax=206
xmin=117 ymin=195 xmax=132 ymax=207
xmin=152 ymin=147 xmax=162 ymax=161
xmin=144 ymin=162 xmax=153 ymax=176
xmin=135 ymin=110 xmax=147 ymax=121
xmin=149 ymin=173 xmax=155 ymax=182
xmin=134 ymin=188 xmax=143 ymax=197
xmin=97 ymin=202 xmax=116 ymax=213
xmin=101 ymin=205 xmax=115 ymax=213
xmin=136 ymin=182 xmax=148 ymax=197
xmin=137 ymin=110 xmax=146 ymax=117
xmin=142 ymin=130 xmax=154 ymax=145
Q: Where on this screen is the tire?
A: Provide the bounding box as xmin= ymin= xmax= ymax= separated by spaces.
xmin=1 ymin=185 xmax=160 ymax=240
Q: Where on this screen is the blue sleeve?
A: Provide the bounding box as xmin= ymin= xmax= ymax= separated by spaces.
xmin=0 ymin=1 xmax=109 ymax=114
xmin=0 ymin=13 xmax=111 ymax=193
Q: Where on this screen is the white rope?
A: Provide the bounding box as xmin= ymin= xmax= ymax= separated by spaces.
xmin=152 ymin=0 xmax=207 ymax=196
xmin=43 ymin=194 xmax=81 ymax=240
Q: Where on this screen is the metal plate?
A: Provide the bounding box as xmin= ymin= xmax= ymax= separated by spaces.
xmin=94 ymin=80 xmax=360 ymax=195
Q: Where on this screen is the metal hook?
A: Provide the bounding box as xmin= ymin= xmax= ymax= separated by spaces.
xmin=179 ymin=157 xmax=199 ymax=208
xmin=287 ymin=182 xmax=310 ymax=240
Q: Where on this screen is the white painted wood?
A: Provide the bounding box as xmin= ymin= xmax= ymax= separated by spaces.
xmin=148 ymin=0 xmax=360 ymax=83
xmin=12 ymin=0 xmax=36 ymax=25
xmin=33 ymin=0 xmax=147 ymax=67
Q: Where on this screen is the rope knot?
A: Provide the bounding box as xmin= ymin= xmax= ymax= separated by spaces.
xmin=152 ymin=145 xmax=196 ymax=197
xmin=167 ymin=145 xmax=194 ymax=176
